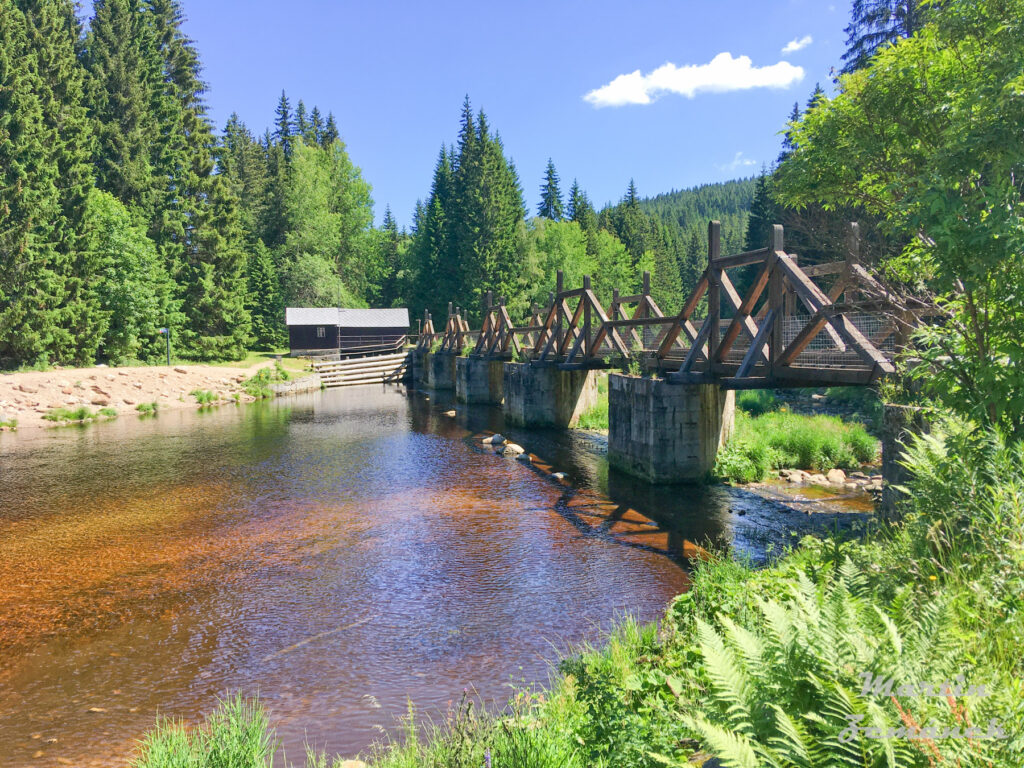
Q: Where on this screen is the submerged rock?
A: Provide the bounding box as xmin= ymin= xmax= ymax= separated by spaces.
xmin=501 ymin=442 xmax=525 ymax=456
xmin=443 ymin=410 xmax=456 ymax=417
xmin=483 ymin=433 xmax=505 ymax=445
xmin=551 ymin=472 xmax=567 ymax=481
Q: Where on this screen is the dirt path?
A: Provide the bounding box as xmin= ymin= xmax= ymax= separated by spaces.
xmin=0 ymin=361 xmax=293 ymax=432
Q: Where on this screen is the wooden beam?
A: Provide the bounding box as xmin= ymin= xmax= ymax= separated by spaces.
xmin=736 ymin=309 xmax=775 ymax=379
xmin=712 ymin=247 xmax=771 ymax=269
xmin=714 ymin=254 xmax=774 ymax=362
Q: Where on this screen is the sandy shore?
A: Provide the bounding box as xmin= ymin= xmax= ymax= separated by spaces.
xmin=0 ymin=361 xmax=289 ymax=432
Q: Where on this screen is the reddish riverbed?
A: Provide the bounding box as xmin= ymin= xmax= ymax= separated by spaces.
xmin=0 ymin=386 xmax=700 ymax=766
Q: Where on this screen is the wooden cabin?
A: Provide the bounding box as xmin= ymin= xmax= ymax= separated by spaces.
xmin=285 ymin=307 xmax=410 ymax=358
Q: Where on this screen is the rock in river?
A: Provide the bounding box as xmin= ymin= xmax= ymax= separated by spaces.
xmin=501 ymin=442 xmax=525 ymax=457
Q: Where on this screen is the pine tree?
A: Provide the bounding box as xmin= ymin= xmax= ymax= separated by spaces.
xmin=745 ymin=169 xmax=781 ymax=251
xmin=274 ymin=90 xmax=293 ymax=158
xmin=295 ymin=99 xmax=309 ymax=139
xmin=320 ymin=112 xmax=339 ymax=147
xmin=219 ymin=113 xmax=268 ymax=246
xmin=841 ymin=0 xmax=929 ymax=74
xmin=245 ymin=240 xmax=283 ymax=349
xmin=83 ymin=0 xmax=159 ymax=216
xmin=0 ymin=3 xmax=68 ymax=363
xmin=19 ymin=0 xmax=102 ymax=363
xmin=145 ymin=0 xmax=252 ymax=358
xmin=308 ymin=106 xmax=324 ymax=145
xmin=538 ymin=158 xmax=563 ymax=220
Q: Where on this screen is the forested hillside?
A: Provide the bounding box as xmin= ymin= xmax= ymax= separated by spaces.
xmin=0 ymin=0 xmax=755 ymax=368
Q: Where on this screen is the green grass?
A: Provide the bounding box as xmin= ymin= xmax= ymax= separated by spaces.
xmin=715 ymin=409 xmax=879 ymax=483
xmin=576 ymin=375 xmax=609 ymax=430
xmin=42 ymin=405 xmax=97 ymax=423
xmin=0 ymin=418 xmax=17 ymax=430
xmin=133 ymin=421 xmax=1024 ymax=768
xmin=136 ymin=402 xmax=158 ymax=415
xmin=190 ymin=389 xmax=218 ymax=406
xmin=242 ymin=361 xmax=292 ymax=400
xmin=98 ymin=407 xmax=118 ymax=418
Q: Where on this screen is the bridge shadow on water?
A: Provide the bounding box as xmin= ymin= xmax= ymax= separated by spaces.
xmin=405 ymin=386 xmax=874 ymax=570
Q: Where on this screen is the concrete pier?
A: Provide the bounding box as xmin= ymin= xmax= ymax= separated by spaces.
xmin=420 ymin=351 xmax=456 ymax=390
xmin=502 ymin=362 xmax=600 ymax=428
xmin=456 ymin=357 xmax=505 ymax=404
xmin=607 ymin=374 xmax=734 ymax=483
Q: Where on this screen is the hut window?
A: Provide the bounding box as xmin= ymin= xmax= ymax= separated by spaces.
xmin=317 ymin=326 xmax=325 ymax=338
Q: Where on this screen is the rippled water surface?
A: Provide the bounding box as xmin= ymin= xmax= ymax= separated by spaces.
xmin=0 ymin=386 xmax=703 ymax=766
xmin=0 ymin=384 xmax=869 ymax=766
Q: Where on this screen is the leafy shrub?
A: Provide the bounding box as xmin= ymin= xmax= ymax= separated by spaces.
xmin=136 ymin=402 xmax=158 ymax=415
xmin=735 ymin=389 xmax=779 ymax=416
xmin=98 ymin=407 xmax=118 ymax=418
xmin=0 ymin=418 xmax=17 ymax=430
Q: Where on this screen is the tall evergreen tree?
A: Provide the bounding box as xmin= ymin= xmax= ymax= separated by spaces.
xmin=295 ymin=99 xmax=309 ymax=139
xmin=83 ymin=0 xmax=159 ymax=216
xmin=0 ymin=3 xmax=68 ymax=363
xmin=841 ymin=0 xmax=929 ymax=73
xmin=219 ymin=113 xmax=268 ymax=245
xmin=745 ymin=169 xmax=781 ymax=251
xmin=538 ymin=158 xmax=563 ymax=220
xmin=274 ymin=90 xmax=293 ymax=158
xmin=308 ymin=106 xmax=324 ymax=145
xmin=320 ymin=112 xmax=339 ymax=147
xmin=19 ymin=0 xmax=102 ymax=363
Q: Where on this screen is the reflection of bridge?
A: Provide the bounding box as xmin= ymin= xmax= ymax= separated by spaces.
xmin=419 ymin=221 xmax=928 ymax=389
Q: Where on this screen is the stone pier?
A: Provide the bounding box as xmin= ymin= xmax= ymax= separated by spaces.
xmin=880 ymin=403 xmax=929 ymax=521
xmin=502 ymin=362 xmax=600 ymax=428
xmin=420 ymin=351 xmax=456 ymax=390
xmin=456 ymin=357 xmax=505 ymax=404
xmin=607 ymin=374 xmax=734 ymax=483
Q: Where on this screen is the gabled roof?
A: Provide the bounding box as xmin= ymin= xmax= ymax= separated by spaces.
xmin=285 ymin=307 xmax=410 ymax=328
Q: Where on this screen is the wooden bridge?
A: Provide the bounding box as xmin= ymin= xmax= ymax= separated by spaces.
xmin=416 ymin=222 xmax=928 ymax=389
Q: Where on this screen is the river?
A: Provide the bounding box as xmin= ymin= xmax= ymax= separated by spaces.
xmin=0 ymin=384 xmax=862 ymax=766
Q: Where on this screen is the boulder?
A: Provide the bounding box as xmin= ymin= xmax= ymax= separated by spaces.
xmin=483 ymin=434 xmax=505 ymax=445
xmin=808 ymin=473 xmax=829 ymax=486
xmin=91 ymin=397 xmax=110 ymax=406
xmin=826 ymin=468 xmax=847 ymax=485
xmin=786 ymin=469 xmax=808 ymax=484
xmin=501 ymin=443 xmax=525 ymax=457
xmin=515 ymin=452 xmax=531 ymax=462
xmin=174 ymin=367 xmax=188 ymax=374
xmin=849 ymin=471 xmax=868 ymax=480
xmin=551 ymin=472 xmax=567 ymax=481
xmin=17 ymin=384 xmax=38 ymax=394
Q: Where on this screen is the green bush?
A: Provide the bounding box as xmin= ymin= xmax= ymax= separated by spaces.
xmin=136 ymin=402 xmax=158 ymax=415
xmin=0 ymin=418 xmax=17 ymax=430
xmin=735 ymin=389 xmax=779 ymax=416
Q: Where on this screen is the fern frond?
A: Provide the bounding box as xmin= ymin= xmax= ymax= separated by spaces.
xmin=682 ymin=713 xmax=761 ymax=768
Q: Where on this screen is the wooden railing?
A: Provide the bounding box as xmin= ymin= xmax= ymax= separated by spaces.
xmin=417 ymin=221 xmax=930 ymax=388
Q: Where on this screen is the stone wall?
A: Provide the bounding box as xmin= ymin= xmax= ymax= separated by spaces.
xmin=502 ymin=362 xmax=599 ymax=427
xmin=270 ymin=374 xmax=322 ymax=396
xmin=456 ymin=357 xmax=505 ymax=404
xmin=607 ymin=374 xmax=734 ymax=483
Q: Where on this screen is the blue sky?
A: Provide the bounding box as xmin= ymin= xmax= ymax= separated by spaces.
xmin=110 ymin=0 xmax=850 ymax=226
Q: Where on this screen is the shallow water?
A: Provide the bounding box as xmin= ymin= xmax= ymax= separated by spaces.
xmin=0 ymin=385 xmax=867 ymax=766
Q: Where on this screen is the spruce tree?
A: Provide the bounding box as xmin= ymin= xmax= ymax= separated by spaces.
xmin=245 ymin=240 xmax=283 ymax=349
xmin=274 ymin=90 xmax=293 ymax=158
xmin=83 ymin=0 xmax=159 ymax=216
xmin=538 ymin=158 xmax=563 ymax=220
xmin=295 ymin=99 xmax=309 ymax=139
xmin=745 ymin=169 xmax=780 ymax=251
xmin=19 ymin=0 xmax=102 ymax=363
xmin=219 ymin=113 xmax=268 ymax=246
xmin=320 ymin=112 xmax=339 ymax=147
xmin=0 ymin=3 xmax=67 ymax=363
xmin=841 ymin=0 xmax=928 ymax=74
xmin=308 ymin=106 xmax=324 ymax=145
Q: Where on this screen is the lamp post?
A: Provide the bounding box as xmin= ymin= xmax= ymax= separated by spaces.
xmin=158 ymin=328 xmax=170 ymax=366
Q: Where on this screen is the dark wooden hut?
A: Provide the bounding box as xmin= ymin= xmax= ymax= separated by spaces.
xmin=285 ymin=307 xmax=410 ymax=357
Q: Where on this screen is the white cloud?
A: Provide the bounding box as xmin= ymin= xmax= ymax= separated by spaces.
xmin=583 ymin=52 xmax=805 ymax=108
xmin=781 ymin=35 xmax=813 ymax=54
xmin=719 ymin=151 xmax=759 ymax=172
